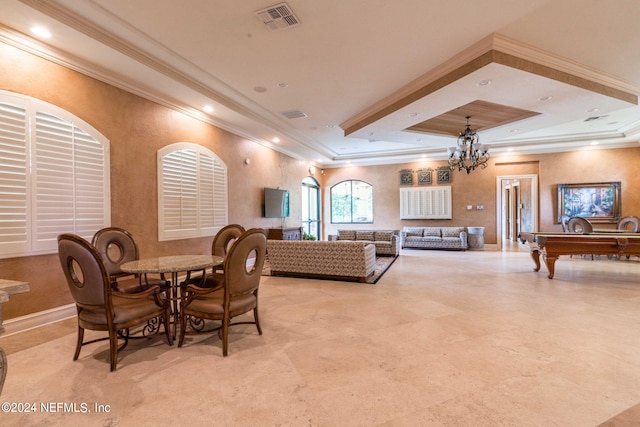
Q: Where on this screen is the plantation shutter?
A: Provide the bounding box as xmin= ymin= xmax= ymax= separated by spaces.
xmin=0 ymin=102 xmax=29 ymax=255
xmin=0 ymin=92 xmax=110 ymax=259
xmin=32 ymin=112 xmax=108 ymax=252
xmin=158 ymin=143 xmax=228 ymax=241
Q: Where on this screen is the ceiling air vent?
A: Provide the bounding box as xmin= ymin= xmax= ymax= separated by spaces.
xmin=281 ymin=109 xmax=308 ymax=119
xmin=255 ymin=3 xmax=300 ymax=30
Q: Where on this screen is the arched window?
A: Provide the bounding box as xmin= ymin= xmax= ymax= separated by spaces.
xmin=330 ymin=180 xmax=373 ymax=224
xmin=157 ymin=142 xmax=228 ymax=241
xmin=0 ymin=91 xmax=110 ymax=259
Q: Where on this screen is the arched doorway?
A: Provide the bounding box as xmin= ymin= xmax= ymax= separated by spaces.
xmin=302 ymin=176 xmax=320 ymax=240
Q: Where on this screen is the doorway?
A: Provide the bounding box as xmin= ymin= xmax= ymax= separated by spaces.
xmin=301 ymin=176 xmax=320 ymax=240
xmin=495 ymin=174 xmax=538 ymax=250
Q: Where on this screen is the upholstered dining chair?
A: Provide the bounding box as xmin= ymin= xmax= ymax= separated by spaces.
xmin=57 ymin=233 xmax=172 ymax=371
xmin=567 ymin=216 xmax=593 ymax=234
xmin=178 ymin=228 xmax=267 ymax=356
xmin=617 ymin=216 xmax=640 ymax=232
xmin=182 ymin=224 xmax=245 ymax=289
xmin=92 ymin=227 xmax=169 ymax=294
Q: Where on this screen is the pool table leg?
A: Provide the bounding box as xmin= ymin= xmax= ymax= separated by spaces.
xmin=543 ymin=255 xmax=557 ymax=279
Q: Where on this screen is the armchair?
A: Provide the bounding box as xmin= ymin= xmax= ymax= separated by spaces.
xmin=92 ymin=227 xmax=169 ymax=294
xmin=58 ymin=233 xmax=172 ymax=371
xmin=178 ymin=228 xmax=267 ymax=356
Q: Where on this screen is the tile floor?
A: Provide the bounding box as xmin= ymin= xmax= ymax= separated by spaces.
xmin=1 ymin=243 xmax=640 ymax=426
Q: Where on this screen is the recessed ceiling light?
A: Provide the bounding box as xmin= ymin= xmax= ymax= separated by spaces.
xmin=478 ymin=80 xmax=492 ymax=86
xmin=277 ymin=82 xmax=288 ymax=88
xmin=366 ymin=132 xmax=374 ymax=136
xmin=416 ymin=138 xmax=423 ymax=142
xmin=538 ymin=96 xmax=553 ymax=101
xmin=253 ymin=86 xmax=267 ymax=93
xmin=410 ymin=112 xmax=419 ymax=117
xmin=203 ymin=105 xmax=214 ymax=113
xmin=272 ymin=137 xmax=280 ymax=143
xmin=30 ymin=26 xmax=52 ymax=38
xmin=510 ymin=129 xmax=519 ymax=133
xmin=587 ymin=107 xmax=599 ymax=113
xmin=326 ymin=124 xmax=335 ymax=128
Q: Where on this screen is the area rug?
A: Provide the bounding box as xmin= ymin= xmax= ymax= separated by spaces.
xmin=262 ymin=255 xmax=397 ymax=284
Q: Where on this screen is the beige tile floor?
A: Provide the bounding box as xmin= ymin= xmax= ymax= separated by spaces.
xmin=1 ymin=242 xmax=640 ymax=426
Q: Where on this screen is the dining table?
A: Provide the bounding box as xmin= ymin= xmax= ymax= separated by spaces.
xmin=120 ymin=255 xmax=223 ymax=338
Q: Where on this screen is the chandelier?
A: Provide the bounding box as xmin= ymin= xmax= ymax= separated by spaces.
xmin=447 ymin=116 xmax=489 ymax=174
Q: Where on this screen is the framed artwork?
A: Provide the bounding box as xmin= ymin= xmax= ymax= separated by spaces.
xmin=436 ymin=167 xmax=452 ymax=184
xmin=399 ymin=169 xmax=414 ymax=186
xmin=417 ymin=168 xmax=432 ymax=185
xmin=557 ymin=182 xmax=621 ymax=223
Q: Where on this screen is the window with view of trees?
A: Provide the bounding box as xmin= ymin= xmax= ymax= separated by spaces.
xmin=330 ymin=180 xmax=373 ymax=224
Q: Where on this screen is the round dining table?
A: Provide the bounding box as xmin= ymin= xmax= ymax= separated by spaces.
xmin=121 ymin=255 xmax=224 ymax=338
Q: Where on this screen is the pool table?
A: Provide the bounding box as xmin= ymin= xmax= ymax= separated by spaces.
xmin=518 ymin=231 xmax=640 ymax=279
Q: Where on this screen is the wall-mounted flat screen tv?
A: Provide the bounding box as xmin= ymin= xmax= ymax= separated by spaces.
xmin=264 ymin=187 xmax=290 ymax=218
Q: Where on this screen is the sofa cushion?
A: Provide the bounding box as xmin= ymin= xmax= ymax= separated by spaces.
xmin=422 ymin=227 xmax=441 ymax=237
xmin=338 ymin=230 xmax=356 ymax=240
xmin=442 ymin=227 xmax=464 ymax=237
xmin=356 ymin=230 xmax=375 ymax=241
xmin=404 ymin=227 xmax=424 ymax=237
xmin=374 ymin=230 xmax=393 ymax=241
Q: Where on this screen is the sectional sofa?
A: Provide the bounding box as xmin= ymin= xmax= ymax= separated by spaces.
xmin=400 ymin=226 xmax=468 ymax=251
xmin=328 ymin=229 xmax=400 ymax=256
xmin=266 ymin=240 xmax=376 ymax=282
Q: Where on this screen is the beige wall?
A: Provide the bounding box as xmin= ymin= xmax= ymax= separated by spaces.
xmin=2 ymin=41 xmax=640 ymax=321
xmin=322 ymin=149 xmax=640 ymax=241
xmin=0 ymin=42 xmax=309 ymax=319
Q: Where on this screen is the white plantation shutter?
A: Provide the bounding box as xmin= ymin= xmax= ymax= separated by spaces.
xmin=400 ymin=186 xmax=452 ymax=219
xmin=0 ymin=92 xmax=110 ymax=258
xmin=158 ymin=143 xmax=228 ymax=241
xmin=0 ymin=101 xmax=29 ymax=255
xmin=33 ymin=112 xmax=108 ymax=252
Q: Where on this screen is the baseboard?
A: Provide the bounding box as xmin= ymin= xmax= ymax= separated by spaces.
xmin=2 ymin=303 xmax=76 ymax=337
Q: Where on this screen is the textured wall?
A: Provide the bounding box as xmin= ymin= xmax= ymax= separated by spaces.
xmin=0 ymin=42 xmax=309 ymax=319
xmin=2 ymin=41 xmax=640 ymax=321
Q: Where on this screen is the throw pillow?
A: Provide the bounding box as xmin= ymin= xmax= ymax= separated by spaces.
xmin=442 ymin=227 xmax=464 ymax=237
xmin=423 ymin=227 xmax=441 ymax=237
xmin=404 ymin=227 xmax=424 ymax=237
xmin=374 ymin=230 xmax=392 ymax=241
xmin=338 ymin=230 xmax=356 ymax=240
xmin=356 ymin=230 xmax=375 ymax=241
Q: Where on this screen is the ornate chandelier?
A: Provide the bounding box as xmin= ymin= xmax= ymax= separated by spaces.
xmin=447 ymin=116 xmax=489 ymax=174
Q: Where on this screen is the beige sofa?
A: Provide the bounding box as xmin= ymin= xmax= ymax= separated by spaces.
xmin=401 ymin=226 xmax=468 ymax=251
xmin=328 ymin=229 xmax=400 ymax=256
xmin=266 ymin=240 xmax=376 ymax=282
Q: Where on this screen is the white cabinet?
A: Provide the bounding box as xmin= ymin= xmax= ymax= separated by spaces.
xmin=400 ymin=186 xmax=452 ymax=219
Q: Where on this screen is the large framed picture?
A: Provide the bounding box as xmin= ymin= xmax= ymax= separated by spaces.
xmin=557 ymin=182 xmax=621 ymax=223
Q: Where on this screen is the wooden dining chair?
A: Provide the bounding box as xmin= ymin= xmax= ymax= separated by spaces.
xmin=58 ymin=233 xmax=173 ymax=371
xmin=92 ymin=227 xmax=169 ymax=294
xmin=178 ymin=228 xmax=267 ymax=356
xmin=617 ymin=216 xmax=640 ymax=232
xmin=182 ymin=224 xmax=245 ymax=289
xmin=566 ymin=217 xmax=593 ymax=234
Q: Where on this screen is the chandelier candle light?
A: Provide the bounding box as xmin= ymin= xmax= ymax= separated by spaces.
xmin=448 ymin=116 xmax=489 ymax=174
